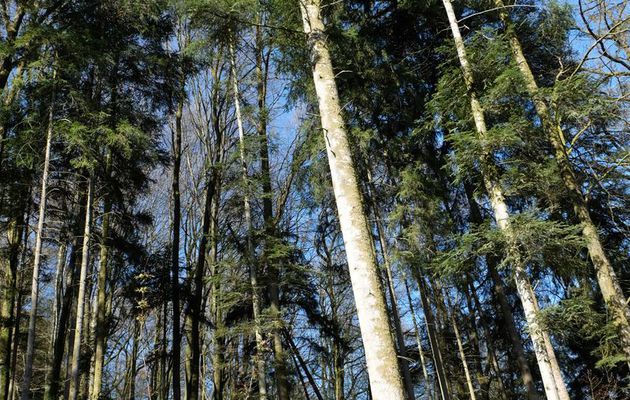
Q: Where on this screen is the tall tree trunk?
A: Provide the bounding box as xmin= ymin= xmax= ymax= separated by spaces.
xmin=495 ymin=0 xmax=630 ymax=360
xmin=68 ymin=178 xmax=93 ymax=400
xmin=440 ymin=0 xmax=568 ymax=398
xmin=171 ymin=89 xmax=183 ymax=400
xmin=209 ymin=158 xmax=225 ymax=400
xmin=0 ymin=217 xmax=22 ymax=400
xmin=90 ymin=151 xmax=112 ymax=400
xmin=229 ymin=33 xmax=268 ymax=400
xmin=20 ymin=98 xmax=54 ymax=400
xmin=299 ymin=2 xmax=406 ymax=398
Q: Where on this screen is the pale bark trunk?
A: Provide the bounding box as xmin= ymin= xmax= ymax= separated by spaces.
xmin=20 ymin=99 xmax=54 ymax=400
xmin=445 ymin=293 xmax=477 ymax=400
xmin=299 ymin=2 xmax=406 ymax=398
xmin=90 ymin=151 xmax=112 ymax=400
xmin=494 ymin=0 xmax=630 ymax=360
xmin=229 ymin=34 xmax=268 ymax=400
xmin=68 ymin=178 xmax=93 ymax=400
xmin=440 ymin=0 xmax=567 ymax=397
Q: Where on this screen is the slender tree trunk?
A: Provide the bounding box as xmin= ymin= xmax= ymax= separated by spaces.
xmin=461 ymin=280 xmax=490 ymax=398
xmin=284 ymin=331 xmax=325 ymax=400
xmin=440 ymin=0 xmax=568 ymax=397
xmin=171 ymin=89 xmax=183 ymax=400
xmin=45 ymin=234 xmax=81 ymax=400
xmin=68 ymin=178 xmax=93 ymax=400
xmin=7 ymin=289 xmax=22 ymax=400
xmin=495 ymin=0 xmax=630 ymax=360
xmin=209 ymin=160 xmax=225 ymax=400
xmin=229 ymin=33 xmax=268 ymax=400
xmin=445 ymin=293 xmax=477 ymax=400
xmin=20 ymin=98 xmax=55 ymax=400
xmin=124 ymin=318 xmax=140 ymax=400
xmin=299 ymin=2 xmax=405 ymax=398
xmin=90 ymin=151 xmax=112 ymax=400
xmin=403 ymin=275 xmax=432 ymax=400
xmin=415 ymin=274 xmax=451 ymax=400
xmin=466 ymin=277 xmax=507 ymax=400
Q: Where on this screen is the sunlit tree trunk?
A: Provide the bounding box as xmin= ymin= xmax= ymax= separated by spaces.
xmin=299 ymin=1 xmax=406 ymax=398
xmin=440 ymin=0 xmax=568 ymax=397
xmin=367 ymin=173 xmax=415 ymax=400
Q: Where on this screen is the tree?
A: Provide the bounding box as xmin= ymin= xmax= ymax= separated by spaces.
xmin=299 ymin=0 xmax=406 ymax=398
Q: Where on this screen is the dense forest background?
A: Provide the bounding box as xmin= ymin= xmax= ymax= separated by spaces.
xmin=0 ymin=0 xmax=628 ymax=399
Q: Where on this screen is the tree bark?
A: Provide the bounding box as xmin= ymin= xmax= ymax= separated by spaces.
xmin=20 ymin=97 xmax=54 ymax=400
xmin=68 ymin=178 xmax=93 ymax=400
xmin=495 ymin=0 xmax=630 ymax=361
xmin=299 ymin=1 xmax=406 ymax=398
xmin=440 ymin=0 xmax=568 ymax=397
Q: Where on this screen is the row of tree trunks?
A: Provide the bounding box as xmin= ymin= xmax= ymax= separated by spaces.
xmin=493 ymin=0 xmax=630 ymax=360
xmin=440 ymin=0 xmax=568 ymax=398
